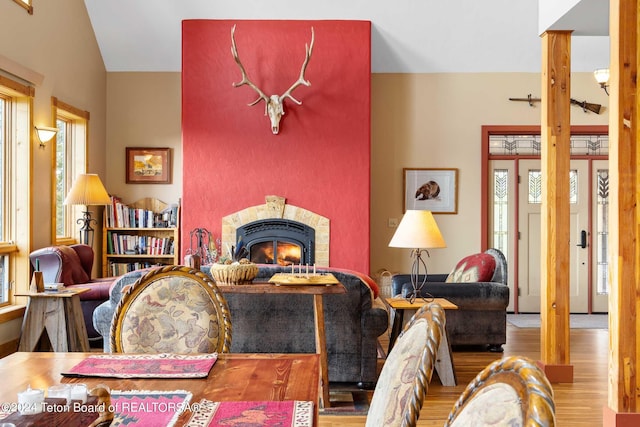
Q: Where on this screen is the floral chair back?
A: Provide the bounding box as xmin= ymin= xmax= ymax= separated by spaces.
xmin=110 ymin=265 xmax=232 ymax=354
xmin=366 ymin=303 xmax=445 ymax=427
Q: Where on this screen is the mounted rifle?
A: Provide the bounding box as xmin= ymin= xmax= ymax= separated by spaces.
xmin=508 ymin=94 xmax=603 ymax=114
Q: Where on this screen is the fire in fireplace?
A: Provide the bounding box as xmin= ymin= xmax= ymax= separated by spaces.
xmin=236 ymin=219 xmax=315 ymax=266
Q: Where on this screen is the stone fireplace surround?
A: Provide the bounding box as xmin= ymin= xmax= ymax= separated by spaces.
xmin=221 ymin=196 xmax=329 ymax=267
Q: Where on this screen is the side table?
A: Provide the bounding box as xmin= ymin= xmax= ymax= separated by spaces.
xmin=16 ymin=288 xmax=90 ymax=352
xmin=385 ymin=296 xmax=458 ymax=386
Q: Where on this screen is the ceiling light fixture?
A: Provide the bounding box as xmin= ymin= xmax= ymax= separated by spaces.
xmin=593 ymin=68 xmax=610 ymax=96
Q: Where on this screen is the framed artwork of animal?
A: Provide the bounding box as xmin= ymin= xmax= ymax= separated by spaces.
xmin=403 ymin=168 xmax=458 ymax=214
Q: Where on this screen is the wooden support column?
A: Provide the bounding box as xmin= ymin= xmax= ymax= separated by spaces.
xmin=538 ymin=30 xmax=573 ymax=383
xmin=603 ymin=0 xmax=640 ymax=425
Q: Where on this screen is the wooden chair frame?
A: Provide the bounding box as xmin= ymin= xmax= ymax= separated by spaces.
xmin=110 ymin=265 xmax=232 ymax=353
xmin=444 ymin=356 xmax=556 ymax=427
xmin=400 ymin=303 xmax=445 ymax=427
xmin=367 ymin=303 xmax=444 ymax=427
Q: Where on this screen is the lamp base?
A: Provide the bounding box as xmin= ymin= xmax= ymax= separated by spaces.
xmin=406 ymin=249 xmax=435 ymax=304
xmin=77 ymin=209 xmax=96 ymax=246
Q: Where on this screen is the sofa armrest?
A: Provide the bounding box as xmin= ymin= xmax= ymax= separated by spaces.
xmin=93 ymin=268 xmax=149 ymax=352
xmin=362 ymin=298 xmax=389 ymax=338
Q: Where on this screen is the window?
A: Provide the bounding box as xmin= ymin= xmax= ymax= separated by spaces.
xmin=0 ymin=75 xmax=32 ymax=307
xmin=52 ymin=98 xmax=88 ymax=244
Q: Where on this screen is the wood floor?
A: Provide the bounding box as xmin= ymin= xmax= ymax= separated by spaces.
xmin=320 ymin=324 xmax=608 ymax=426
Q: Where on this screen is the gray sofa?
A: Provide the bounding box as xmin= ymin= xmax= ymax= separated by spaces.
xmin=391 ymin=248 xmax=509 ymax=352
xmin=93 ymin=264 xmax=388 ymax=389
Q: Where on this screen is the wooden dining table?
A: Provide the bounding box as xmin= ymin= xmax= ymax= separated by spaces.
xmin=0 ymin=351 xmax=320 ymax=426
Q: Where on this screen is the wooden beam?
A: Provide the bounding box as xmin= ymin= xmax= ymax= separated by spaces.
xmin=604 ymin=0 xmax=640 ymax=423
xmin=539 ymin=30 xmax=573 ymax=382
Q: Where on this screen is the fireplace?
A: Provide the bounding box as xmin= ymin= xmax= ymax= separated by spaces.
xmin=221 ymin=196 xmax=329 ymax=267
xmin=237 ymin=219 xmax=315 ymax=266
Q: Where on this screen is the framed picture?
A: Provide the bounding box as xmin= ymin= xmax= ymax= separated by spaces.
xmin=403 ymin=168 xmax=458 ymax=214
xmin=126 ymin=147 xmax=172 ymax=184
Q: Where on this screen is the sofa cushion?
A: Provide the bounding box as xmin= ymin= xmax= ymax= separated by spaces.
xmin=446 ymin=253 xmax=496 ymax=283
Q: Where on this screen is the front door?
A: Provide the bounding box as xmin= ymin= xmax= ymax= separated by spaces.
xmin=517 ymin=159 xmax=599 ymax=313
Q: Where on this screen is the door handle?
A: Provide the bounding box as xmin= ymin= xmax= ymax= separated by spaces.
xmin=577 ymin=230 xmax=587 ymax=249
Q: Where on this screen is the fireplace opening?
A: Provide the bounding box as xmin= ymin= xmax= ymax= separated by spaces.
xmin=250 ymin=241 xmax=302 ymax=265
xmin=237 ymin=219 xmax=315 ymax=265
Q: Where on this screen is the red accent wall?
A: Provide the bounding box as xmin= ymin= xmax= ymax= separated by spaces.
xmin=182 ymin=20 xmax=371 ymax=272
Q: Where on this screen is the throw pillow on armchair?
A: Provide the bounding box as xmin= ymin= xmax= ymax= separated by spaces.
xmin=445 ymin=252 xmax=496 ymax=283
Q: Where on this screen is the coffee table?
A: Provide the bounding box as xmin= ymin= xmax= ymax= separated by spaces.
xmin=385 ymin=296 xmax=458 ymax=386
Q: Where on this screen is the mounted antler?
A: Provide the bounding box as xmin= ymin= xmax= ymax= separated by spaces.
xmin=231 ymin=25 xmax=314 ymax=134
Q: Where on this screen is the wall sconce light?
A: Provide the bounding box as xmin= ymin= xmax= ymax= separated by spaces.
xmin=34 ymin=126 xmax=58 ymax=148
xmin=593 ymin=68 xmax=610 ymax=96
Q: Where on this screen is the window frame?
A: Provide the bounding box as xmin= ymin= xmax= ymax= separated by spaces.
xmin=0 ymin=74 xmax=33 ymax=308
xmin=51 ymin=97 xmax=88 ymax=245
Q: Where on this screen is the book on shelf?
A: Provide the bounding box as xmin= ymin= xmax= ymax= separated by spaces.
xmin=106 ymin=231 xmax=174 ymax=255
xmin=108 ymin=261 xmax=166 ymax=276
xmin=105 ymin=196 xmax=178 ymax=229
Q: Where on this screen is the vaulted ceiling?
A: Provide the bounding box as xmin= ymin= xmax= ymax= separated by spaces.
xmin=83 ymin=0 xmax=609 ymax=73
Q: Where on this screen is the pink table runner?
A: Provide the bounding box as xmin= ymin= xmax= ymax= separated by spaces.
xmin=111 ymin=389 xmax=192 ymax=427
xmin=61 ymin=353 xmax=218 ymax=378
xmin=186 ymin=400 xmax=314 ymax=427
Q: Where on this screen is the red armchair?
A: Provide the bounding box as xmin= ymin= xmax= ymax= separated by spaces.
xmin=29 ymin=244 xmax=117 ymax=346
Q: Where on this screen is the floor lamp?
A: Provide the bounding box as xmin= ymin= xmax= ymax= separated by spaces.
xmin=389 ymin=210 xmax=446 ymax=303
xmin=63 ymin=174 xmax=111 ymax=246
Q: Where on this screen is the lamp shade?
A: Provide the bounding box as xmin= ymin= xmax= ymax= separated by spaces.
xmin=63 ymin=174 xmax=111 ymax=206
xmin=389 ymin=210 xmax=446 ymax=249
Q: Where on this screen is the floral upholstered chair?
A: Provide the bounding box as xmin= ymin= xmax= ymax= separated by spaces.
xmin=444 ymin=356 xmax=556 ymax=427
xmin=366 ymin=303 xmax=445 ymax=427
xmin=110 ymin=265 xmax=232 ymax=354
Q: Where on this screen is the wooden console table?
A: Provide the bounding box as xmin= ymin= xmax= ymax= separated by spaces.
xmin=385 ymin=296 xmax=458 ymax=386
xmin=16 ymin=288 xmax=90 ymax=352
xmin=219 ymin=280 xmax=346 ymax=408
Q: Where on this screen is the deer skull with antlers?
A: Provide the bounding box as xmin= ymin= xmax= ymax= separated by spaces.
xmin=231 ymin=25 xmax=314 ymax=135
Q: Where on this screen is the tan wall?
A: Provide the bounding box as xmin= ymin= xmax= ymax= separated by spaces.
xmin=371 ymin=72 xmax=609 ymax=277
xmin=105 ymin=73 xmax=182 ymax=205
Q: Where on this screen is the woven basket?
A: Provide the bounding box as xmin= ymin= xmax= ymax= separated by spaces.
xmin=209 ymin=263 xmax=258 ymax=285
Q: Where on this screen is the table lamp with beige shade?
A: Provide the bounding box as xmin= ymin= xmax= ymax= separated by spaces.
xmin=63 ymin=173 xmax=111 ymax=246
xmin=389 ymin=210 xmax=446 ymax=303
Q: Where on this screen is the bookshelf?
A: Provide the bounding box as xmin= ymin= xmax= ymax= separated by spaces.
xmin=102 ymin=197 xmax=180 ymax=277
